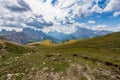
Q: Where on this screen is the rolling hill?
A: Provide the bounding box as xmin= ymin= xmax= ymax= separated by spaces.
xmin=0 ymin=32 xmax=120 ymax=80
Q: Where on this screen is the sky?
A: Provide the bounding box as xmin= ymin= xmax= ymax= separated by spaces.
xmin=0 ymin=0 xmax=120 ymax=34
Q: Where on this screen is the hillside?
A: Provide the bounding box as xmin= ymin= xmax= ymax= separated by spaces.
xmin=0 ymin=32 xmax=120 ymax=80
xmin=0 ymin=40 xmax=33 ymax=56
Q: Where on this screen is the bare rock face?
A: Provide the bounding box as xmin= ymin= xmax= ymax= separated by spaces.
xmin=4 ymin=32 xmax=32 ymax=44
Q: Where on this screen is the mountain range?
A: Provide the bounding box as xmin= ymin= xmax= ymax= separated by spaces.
xmin=0 ymin=27 xmax=112 ymax=44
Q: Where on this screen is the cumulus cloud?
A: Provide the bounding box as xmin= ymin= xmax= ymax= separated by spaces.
xmin=92 ymin=25 xmax=108 ymax=31
xmin=0 ymin=0 xmax=31 ymax=13
xmin=91 ymin=4 xmax=103 ymax=13
xmin=0 ymin=0 xmax=120 ymax=32
xmin=104 ymin=0 xmax=120 ymax=12
xmin=0 ymin=26 xmax=23 ymax=31
xmin=113 ymin=11 xmax=120 ymax=17
xmin=42 ymin=22 xmax=88 ymax=34
xmin=88 ymin=20 xmax=96 ymax=24
xmin=1 ymin=0 xmax=95 ymax=30
xmin=24 ymin=0 xmax=105 ymax=22
xmin=25 ymin=15 xmax=53 ymax=28
xmin=5 ymin=0 xmax=31 ymax=12
xmin=42 ymin=26 xmax=76 ymax=34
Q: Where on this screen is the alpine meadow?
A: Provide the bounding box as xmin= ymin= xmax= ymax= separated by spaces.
xmin=0 ymin=0 xmax=120 ymax=80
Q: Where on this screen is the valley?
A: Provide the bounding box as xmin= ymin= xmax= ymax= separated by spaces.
xmin=0 ymin=32 xmax=120 ymax=80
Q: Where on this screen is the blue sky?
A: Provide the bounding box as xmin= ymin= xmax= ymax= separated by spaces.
xmin=75 ymin=12 xmax=120 ymax=26
xmin=0 ymin=0 xmax=120 ymax=33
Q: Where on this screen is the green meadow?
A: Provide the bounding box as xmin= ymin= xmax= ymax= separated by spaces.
xmin=0 ymin=32 xmax=120 ymax=80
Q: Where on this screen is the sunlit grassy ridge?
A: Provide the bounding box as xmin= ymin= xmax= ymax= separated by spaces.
xmin=0 ymin=32 xmax=120 ymax=80
xmin=0 ymin=40 xmax=33 ymax=54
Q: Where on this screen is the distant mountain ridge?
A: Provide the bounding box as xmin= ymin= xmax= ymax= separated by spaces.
xmin=0 ymin=27 xmax=112 ymax=44
xmin=4 ymin=32 xmax=32 ymax=44
xmin=46 ymin=27 xmax=112 ymax=42
xmin=0 ymin=29 xmax=16 ymax=35
xmin=71 ymin=27 xmax=112 ymax=39
xmin=46 ymin=31 xmax=74 ymax=42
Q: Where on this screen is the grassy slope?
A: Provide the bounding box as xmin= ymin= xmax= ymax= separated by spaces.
xmin=0 ymin=32 xmax=120 ymax=80
xmin=28 ymin=32 xmax=120 ymax=66
xmin=0 ymin=40 xmax=33 ymax=54
xmin=56 ymin=32 xmax=120 ymax=66
xmin=0 ymin=40 xmax=33 ymax=75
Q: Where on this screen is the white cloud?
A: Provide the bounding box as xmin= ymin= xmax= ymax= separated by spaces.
xmin=91 ymin=4 xmax=103 ymax=13
xmin=113 ymin=11 xmax=120 ymax=17
xmin=24 ymin=0 xmax=77 ymax=22
xmin=24 ymin=0 xmax=103 ymax=22
xmin=42 ymin=22 xmax=88 ymax=34
xmin=88 ymin=20 xmax=96 ymax=24
xmin=104 ymin=0 xmax=120 ymax=12
xmin=42 ymin=25 xmax=77 ymax=34
xmin=0 ymin=26 xmax=23 ymax=31
xmin=112 ymin=24 xmax=120 ymax=32
xmin=42 ymin=26 xmax=76 ymax=34
xmin=112 ymin=27 xmax=120 ymax=32
xmin=0 ymin=0 xmax=91 ymax=27
xmin=92 ymin=24 xmax=120 ymax=32
xmin=73 ymin=22 xmax=88 ymax=28
xmin=0 ymin=0 xmax=120 ymax=33
xmin=92 ymin=25 xmax=108 ymax=31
